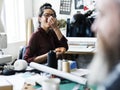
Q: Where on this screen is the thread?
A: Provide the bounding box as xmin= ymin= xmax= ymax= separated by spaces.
xmin=62 ymin=60 xmax=70 ymax=73
xmin=57 ymin=59 xmax=62 ymax=71
xmin=68 ymin=61 xmax=77 ymax=70
xmin=47 ymin=50 xmax=57 ymax=69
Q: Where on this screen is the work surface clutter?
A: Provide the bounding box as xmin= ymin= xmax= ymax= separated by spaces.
xmin=0 ymin=60 xmax=95 ymax=90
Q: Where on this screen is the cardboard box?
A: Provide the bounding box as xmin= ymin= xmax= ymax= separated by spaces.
xmin=0 ymin=78 xmax=13 ymax=90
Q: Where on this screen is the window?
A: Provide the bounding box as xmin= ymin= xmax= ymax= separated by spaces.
xmin=4 ymin=0 xmax=26 ymax=43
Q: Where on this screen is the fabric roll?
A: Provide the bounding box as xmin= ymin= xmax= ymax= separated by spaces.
xmin=30 ymin=62 xmax=87 ymax=84
xmin=26 ymin=18 xmax=34 ymax=45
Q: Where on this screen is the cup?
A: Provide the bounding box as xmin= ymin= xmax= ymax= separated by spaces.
xmin=42 ymin=78 xmax=60 ymax=90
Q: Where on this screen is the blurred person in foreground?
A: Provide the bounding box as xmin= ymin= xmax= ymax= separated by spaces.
xmin=24 ymin=3 xmax=68 ymax=64
xmin=87 ymin=0 xmax=120 ymax=90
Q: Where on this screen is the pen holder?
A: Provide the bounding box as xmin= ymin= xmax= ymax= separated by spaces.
xmin=47 ymin=50 xmax=57 ymax=69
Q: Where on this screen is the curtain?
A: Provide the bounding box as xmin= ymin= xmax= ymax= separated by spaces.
xmin=0 ymin=0 xmax=4 ymax=32
xmin=26 ymin=18 xmax=34 ymax=45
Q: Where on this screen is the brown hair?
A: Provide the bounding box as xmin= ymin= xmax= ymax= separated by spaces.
xmin=38 ymin=3 xmax=56 ymax=18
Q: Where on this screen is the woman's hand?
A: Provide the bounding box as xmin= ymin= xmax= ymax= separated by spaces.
xmin=48 ymin=16 xmax=58 ymax=30
xmin=55 ymin=47 xmax=66 ymax=58
xmin=48 ymin=16 xmax=63 ymax=40
xmin=55 ymin=47 xmax=66 ymax=54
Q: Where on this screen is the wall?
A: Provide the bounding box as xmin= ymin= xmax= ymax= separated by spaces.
xmin=3 ymin=41 xmax=26 ymax=61
xmin=32 ymin=0 xmax=95 ymax=20
xmin=32 ymin=0 xmax=78 ymax=20
xmin=24 ymin=0 xmax=33 ymax=19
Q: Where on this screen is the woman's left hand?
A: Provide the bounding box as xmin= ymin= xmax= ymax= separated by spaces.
xmin=55 ymin=47 xmax=66 ymax=58
xmin=55 ymin=47 xmax=66 ymax=54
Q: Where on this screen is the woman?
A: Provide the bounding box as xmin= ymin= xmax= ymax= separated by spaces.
xmin=24 ymin=3 xmax=68 ymax=64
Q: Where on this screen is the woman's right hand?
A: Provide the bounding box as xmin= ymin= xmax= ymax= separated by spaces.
xmin=48 ymin=16 xmax=58 ymax=30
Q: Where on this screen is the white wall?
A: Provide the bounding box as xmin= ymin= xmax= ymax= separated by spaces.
xmin=32 ymin=0 xmax=78 ymax=20
xmin=24 ymin=0 xmax=33 ymax=19
xmin=32 ymin=0 xmax=95 ymax=20
xmin=3 ymin=41 xmax=26 ymax=61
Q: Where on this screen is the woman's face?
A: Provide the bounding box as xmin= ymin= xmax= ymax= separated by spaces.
xmin=39 ymin=9 xmax=55 ymax=30
xmin=91 ymin=0 xmax=120 ymax=50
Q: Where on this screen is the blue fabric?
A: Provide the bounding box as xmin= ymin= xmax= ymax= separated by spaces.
xmin=98 ymin=63 xmax=120 ymax=90
xmin=105 ymin=63 xmax=120 ymax=90
xmin=106 ymin=76 xmax=120 ymax=90
xmin=18 ymin=46 xmax=26 ymax=59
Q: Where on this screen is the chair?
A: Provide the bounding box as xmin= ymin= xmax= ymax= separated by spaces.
xmin=18 ymin=46 xmax=26 ymax=59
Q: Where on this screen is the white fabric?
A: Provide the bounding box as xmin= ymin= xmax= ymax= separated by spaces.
xmin=0 ymin=0 xmax=4 ymax=32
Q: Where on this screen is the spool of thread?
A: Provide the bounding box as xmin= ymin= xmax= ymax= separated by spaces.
xmin=47 ymin=50 xmax=57 ymax=69
xmin=57 ymin=59 xmax=62 ymax=71
xmin=68 ymin=61 xmax=77 ymax=70
xmin=62 ymin=61 xmax=70 ymax=73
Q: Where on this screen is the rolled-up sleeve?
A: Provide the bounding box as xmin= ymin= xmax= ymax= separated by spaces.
xmin=59 ymin=36 xmax=68 ymax=50
xmin=24 ymin=46 xmax=36 ymax=63
xmin=24 ymin=32 xmax=39 ymax=63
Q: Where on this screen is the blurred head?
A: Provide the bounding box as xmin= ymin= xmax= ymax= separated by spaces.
xmin=92 ymin=0 xmax=120 ymax=64
xmin=88 ymin=0 xmax=120 ymax=85
xmin=92 ymin=0 xmax=120 ymax=60
xmin=38 ymin=3 xmax=56 ymax=29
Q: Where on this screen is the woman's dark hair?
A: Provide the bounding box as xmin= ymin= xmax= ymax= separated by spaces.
xmin=38 ymin=3 xmax=56 ymax=18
